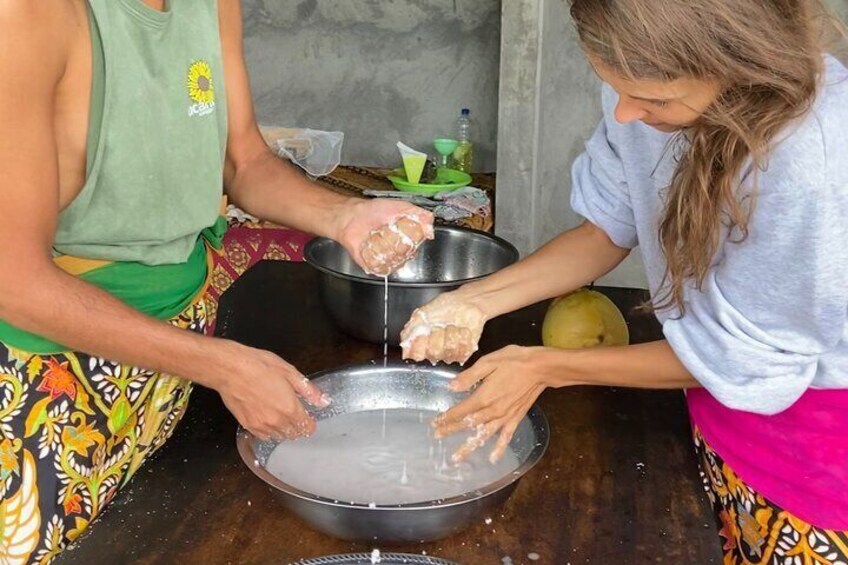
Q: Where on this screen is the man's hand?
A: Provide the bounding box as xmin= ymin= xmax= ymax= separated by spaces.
xmin=337 ymin=199 xmax=434 ymax=276
xmin=213 ymin=341 xmax=330 ymax=440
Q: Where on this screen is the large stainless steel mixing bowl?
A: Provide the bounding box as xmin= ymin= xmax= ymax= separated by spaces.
xmin=237 ymin=363 xmax=549 ymax=543
xmin=304 ymin=226 xmax=519 ymax=345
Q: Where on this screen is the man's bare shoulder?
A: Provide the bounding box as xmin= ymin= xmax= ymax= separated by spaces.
xmin=0 ymin=0 xmax=80 ymax=84
xmin=0 ymin=0 xmax=82 ymax=30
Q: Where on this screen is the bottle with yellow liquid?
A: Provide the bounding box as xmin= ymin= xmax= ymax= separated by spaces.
xmin=452 ymin=108 xmax=474 ymax=173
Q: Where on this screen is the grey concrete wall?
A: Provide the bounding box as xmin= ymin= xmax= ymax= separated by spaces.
xmin=497 ymin=0 xmax=848 ymax=289
xmin=493 ymin=0 xmax=543 ymax=256
xmin=241 ymin=0 xmax=501 ymax=171
xmin=536 ymin=0 xmax=647 ymax=288
xmin=496 ymin=0 xmax=644 ymax=285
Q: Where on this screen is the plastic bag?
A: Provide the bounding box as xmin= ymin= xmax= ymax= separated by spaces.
xmin=261 ymin=126 xmax=344 ymax=178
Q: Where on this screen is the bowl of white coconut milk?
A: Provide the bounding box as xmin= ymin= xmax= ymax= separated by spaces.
xmin=236 ymin=362 xmax=549 ymax=543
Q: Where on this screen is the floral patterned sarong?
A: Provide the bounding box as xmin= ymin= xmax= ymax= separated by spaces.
xmin=0 ymin=221 xmax=310 ymax=564
xmin=695 ymin=428 xmax=848 ymax=564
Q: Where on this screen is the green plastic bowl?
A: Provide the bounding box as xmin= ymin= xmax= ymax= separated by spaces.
xmin=387 ymin=167 xmax=472 ymax=195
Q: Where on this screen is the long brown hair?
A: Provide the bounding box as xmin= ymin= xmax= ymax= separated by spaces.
xmin=570 ymin=0 xmax=846 ymax=313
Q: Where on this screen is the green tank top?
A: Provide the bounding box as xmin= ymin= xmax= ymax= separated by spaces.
xmin=0 ymin=0 xmax=229 ymax=353
xmin=56 ymin=0 xmax=228 ymax=263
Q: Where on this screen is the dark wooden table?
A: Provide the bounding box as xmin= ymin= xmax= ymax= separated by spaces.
xmin=56 ymin=262 xmax=721 ymax=565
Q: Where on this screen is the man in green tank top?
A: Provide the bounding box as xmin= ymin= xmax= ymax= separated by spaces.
xmin=0 ymin=1 xmax=432 ymax=561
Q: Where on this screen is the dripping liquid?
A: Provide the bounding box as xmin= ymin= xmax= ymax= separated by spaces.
xmin=383 ymin=276 xmax=389 ymax=366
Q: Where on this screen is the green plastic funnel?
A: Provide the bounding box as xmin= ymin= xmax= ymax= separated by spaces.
xmin=433 ymin=138 xmax=459 ymax=168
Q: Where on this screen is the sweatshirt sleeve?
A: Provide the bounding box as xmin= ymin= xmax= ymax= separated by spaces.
xmin=570 ymin=84 xmax=638 ymax=249
xmin=663 ymin=116 xmax=848 ymax=414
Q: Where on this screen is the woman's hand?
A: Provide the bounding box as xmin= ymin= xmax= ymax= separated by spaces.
xmin=400 ymin=291 xmax=488 ymax=365
xmin=433 ymin=345 xmax=551 ymax=463
xmin=336 ymin=199 xmax=434 ymax=276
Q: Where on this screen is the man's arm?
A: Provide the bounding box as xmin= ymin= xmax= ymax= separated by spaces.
xmin=215 ymin=0 xmax=436 ymax=275
xmin=0 ymin=2 xmax=230 ymax=386
xmin=0 ymin=4 xmax=327 ymax=439
xmin=216 ymin=0 xmax=362 ymax=240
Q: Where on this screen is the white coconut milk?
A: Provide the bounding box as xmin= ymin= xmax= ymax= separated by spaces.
xmin=265 ymin=408 xmax=520 ymax=505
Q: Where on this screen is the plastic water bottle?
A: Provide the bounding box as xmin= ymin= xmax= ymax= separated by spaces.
xmin=453 ymin=108 xmax=474 ymax=173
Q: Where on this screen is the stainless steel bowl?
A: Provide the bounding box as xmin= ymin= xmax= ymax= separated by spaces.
xmin=304 ymin=226 xmax=519 ymax=345
xmin=237 ymin=363 xmax=549 ymax=543
xmin=288 ymin=554 xmax=458 ymax=565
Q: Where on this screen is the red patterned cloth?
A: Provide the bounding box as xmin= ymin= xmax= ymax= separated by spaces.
xmin=204 ymin=220 xmax=313 ymax=334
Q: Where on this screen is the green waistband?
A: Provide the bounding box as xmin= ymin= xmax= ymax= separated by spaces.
xmin=0 ymin=217 xmax=226 ymax=354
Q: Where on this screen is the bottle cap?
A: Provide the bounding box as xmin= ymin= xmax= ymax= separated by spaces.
xmin=461 ymin=108 xmax=470 ymax=116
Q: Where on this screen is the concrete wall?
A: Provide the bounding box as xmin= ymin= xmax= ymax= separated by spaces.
xmin=497 ymin=0 xmax=848 ymax=289
xmin=241 ymin=0 xmax=502 ymax=171
xmin=496 ymin=0 xmax=643 ymax=286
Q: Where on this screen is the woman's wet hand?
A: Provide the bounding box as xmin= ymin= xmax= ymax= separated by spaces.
xmin=400 ymin=292 xmax=488 ymax=365
xmin=432 ymin=345 xmax=548 ymax=463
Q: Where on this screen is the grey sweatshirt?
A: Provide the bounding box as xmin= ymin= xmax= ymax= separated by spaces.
xmin=570 ymin=55 xmax=848 ymax=415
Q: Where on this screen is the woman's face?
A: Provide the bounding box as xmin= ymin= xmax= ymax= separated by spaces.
xmin=589 ymin=57 xmax=722 ymax=132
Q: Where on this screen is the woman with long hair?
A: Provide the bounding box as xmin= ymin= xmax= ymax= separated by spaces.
xmin=401 ymin=0 xmax=848 ymax=561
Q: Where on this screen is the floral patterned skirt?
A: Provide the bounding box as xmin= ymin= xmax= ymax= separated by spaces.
xmin=0 ymin=303 xmax=205 ymax=564
xmin=0 ymin=221 xmax=311 ymax=564
xmin=695 ymin=428 xmax=848 ymax=565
